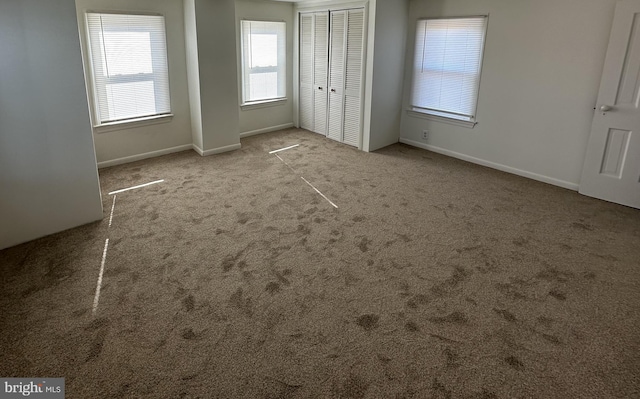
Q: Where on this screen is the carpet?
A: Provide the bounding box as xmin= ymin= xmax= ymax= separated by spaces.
xmin=1 ymin=128 xmax=639 ymax=398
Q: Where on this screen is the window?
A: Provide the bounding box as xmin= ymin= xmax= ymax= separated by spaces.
xmin=86 ymin=12 xmax=171 ymax=125
xmin=240 ymin=20 xmax=286 ymax=105
xmin=410 ymin=16 xmax=487 ymax=124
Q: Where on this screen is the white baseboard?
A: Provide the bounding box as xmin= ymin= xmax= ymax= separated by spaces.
xmin=192 ymin=142 xmax=241 ymax=156
xmin=239 ymin=123 xmax=294 ymax=138
xmin=97 ymin=144 xmax=193 ymax=169
xmin=399 ymin=138 xmax=579 ymax=191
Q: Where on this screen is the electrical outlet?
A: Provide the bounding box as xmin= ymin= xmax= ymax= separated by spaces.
xmin=422 ymin=130 xmax=429 ymax=140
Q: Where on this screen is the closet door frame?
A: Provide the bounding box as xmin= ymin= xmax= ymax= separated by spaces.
xmin=294 ymin=2 xmax=369 ymax=150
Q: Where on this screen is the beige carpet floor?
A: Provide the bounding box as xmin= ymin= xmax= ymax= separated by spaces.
xmin=1 ymin=128 xmax=639 ymax=398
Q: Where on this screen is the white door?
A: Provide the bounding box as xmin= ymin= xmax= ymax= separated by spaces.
xmin=579 ymin=0 xmax=640 ymax=209
xmin=299 ymin=12 xmax=329 ymax=135
xmin=327 ymin=9 xmax=365 ymax=147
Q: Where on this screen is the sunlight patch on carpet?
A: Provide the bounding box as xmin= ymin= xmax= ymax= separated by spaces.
xmin=301 ymin=177 xmax=338 ymax=209
xmin=108 ymin=179 xmax=165 ymax=195
xmin=92 ymin=238 xmax=110 ymax=316
xmin=269 ymin=144 xmax=299 ymax=154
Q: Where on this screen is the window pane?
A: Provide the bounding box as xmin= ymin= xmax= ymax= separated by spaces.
xmin=241 ymin=20 xmax=286 ymax=103
xmin=86 ymin=13 xmax=171 ymax=124
xmin=106 ymin=81 xmax=156 ymax=121
xmin=249 ymin=71 xmax=278 ymax=101
xmin=103 ymin=32 xmax=153 ymax=76
xmin=411 ymin=17 xmax=487 ymax=121
xmin=250 ymin=34 xmax=278 ymax=67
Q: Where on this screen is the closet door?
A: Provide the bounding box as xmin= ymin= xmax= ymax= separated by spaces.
xmin=327 ymin=11 xmax=346 ymax=142
xmin=299 ymin=13 xmax=314 ymax=130
xmin=327 ymin=9 xmax=364 ymax=147
xmin=299 ymin=12 xmax=329 ymax=135
xmin=300 ymin=8 xmax=364 ymax=144
xmin=342 ymin=9 xmax=365 ymax=147
xmin=312 ymin=13 xmax=329 ymax=135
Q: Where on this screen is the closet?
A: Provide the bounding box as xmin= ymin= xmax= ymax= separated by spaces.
xmin=299 ymin=8 xmax=365 ymax=148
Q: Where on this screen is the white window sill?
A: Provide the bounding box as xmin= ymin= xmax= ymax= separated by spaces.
xmin=406 ymin=109 xmax=477 ymax=129
xmin=241 ymin=98 xmax=287 ymax=110
xmin=93 ymin=114 xmax=173 ymax=133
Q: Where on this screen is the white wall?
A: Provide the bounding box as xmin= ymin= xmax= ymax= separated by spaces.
xmin=400 ymin=0 xmax=617 ymax=189
xmin=185 ymin=0 xmax=241 ymax=154
xmin=363 ymin=0 xmax=408 ymax=152
xmin=0 ymin=0 xmax=103 ymax=250
xmin=235 ymin=0 xmax=295 ymax=136
xmin=184 ymin=0 xmax=204 ymax=151
xmin=75 ymin=0 xmax=193 ymax=166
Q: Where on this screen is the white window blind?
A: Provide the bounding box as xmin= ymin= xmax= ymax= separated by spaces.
xmin=241 ymin=20 xmax=286 ymax=104
xmin=86 ymin=13 xmax=171 ymax=125
xmin=411 ymin=17 xmax=487 ymax=122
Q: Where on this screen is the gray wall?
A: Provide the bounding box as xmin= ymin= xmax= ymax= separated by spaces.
xmin=75 ymin=0 xmax=193 ymax=167
xmin=184 ymin=0 xmax=204 ymax=151
xmin=0 ymin=0 xmax=103 ymax=250
xmin=400 ymin=0 xmax=617 ymax=189
xmin=185 ymin=0 xmax=241 ymax=154
xmin=364 ymin=0 xmax=408 ymax=152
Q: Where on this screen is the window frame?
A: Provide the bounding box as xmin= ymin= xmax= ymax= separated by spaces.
xmin=408 ymin=15 xmax=489 ymax=128
xmin=84 ymin=10 xmax=173 ymax=130
xmin=240 ymin=19 xmax=287 ymax=106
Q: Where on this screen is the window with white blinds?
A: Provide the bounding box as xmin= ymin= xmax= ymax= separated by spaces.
xmin=410 ymin=16 xmax=487 ymax=123
xmin=86 ymin=12 xmax=171 ymax=125
xmin=241 ymin=20 xmax=286 ymax=104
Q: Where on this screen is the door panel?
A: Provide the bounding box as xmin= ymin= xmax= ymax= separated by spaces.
xmin=299 ymin=14 xmax=313 ymax=130
xmin=615 ymin=13 xmax=640 ymax=106
xmin=343 ymin=9 xmax=365 ymax=147
xmin=327 ymin=11 xmax=346 ymax=142
xmin=313 ymin=13 xmax=329 ymax=135
xmin=579 ymin=0 xmax=640 ymax=208
xmin=600 ymin=129 xmax=631 ymax=178
xmin=343 ymin=97 xmax=361 ymax=147
xmin=327 ymin=93 xmax=344 ymax=142
xmin=344 ymin=9 xmax=364 ymax=96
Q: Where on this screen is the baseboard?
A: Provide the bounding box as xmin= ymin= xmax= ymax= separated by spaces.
xmin=97 ymin=144 xmax=193 ymax=169
xmin=192 ymin=143 xmax=241 ymax=157
xmin=399 ymin=138 xmax=579 ymax=191
xmin=239 ymin=123 xmax=294 ymax=138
